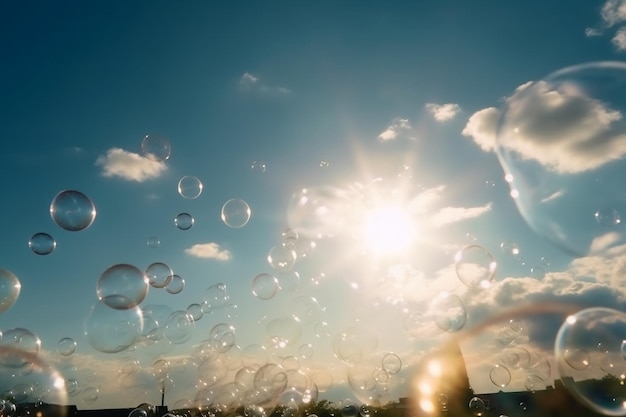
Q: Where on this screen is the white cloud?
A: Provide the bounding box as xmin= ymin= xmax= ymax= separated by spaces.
xmin=95 ymin=147 xmax=167 ymax=182
xmin=461 ymin=107 xmax=500 ymax=152
xmin=377 ymin=118 xmax=412 ymax=142
xmin=613 ymin=26 xmax=626 ymax=50
xmin=185 ymin=242 xmax=232 ymax=261
xmin=589 ymin=232 xmax=622 ymax=254
xmin=239 ymin=72 xmax=291 ymax=95
xmin=430 ymin=203 xmax=493 ymax=228
xmin=602 ymin=0 xmax=626 ymax=27
xmin=585 ymin=27 xmax=603 ymax=37
xmin=539 ymin=189 xmax=564 ymax=204
xmin=425 ymin=103 xmax=462 ymax=122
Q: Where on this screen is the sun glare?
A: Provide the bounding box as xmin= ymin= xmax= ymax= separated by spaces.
xmin=363 ymin=204 xmax=416 ymax=255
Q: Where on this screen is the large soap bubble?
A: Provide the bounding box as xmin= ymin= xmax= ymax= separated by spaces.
xmin=555 ymin=307 xmax=626 ymax=416
xmin=496 ymin=61 xmax=626 ymax=256
xmin=97 ymin=264 xmax=149 ymax=309
xmin=50 ymin=190 xmax=96 ymax=231
xmin=141 ymin=134 xmax=171 ymax=161
xmin=221 ymin=198 xmax=251 ymax=228
xmin=0 ymin=268 xmax=21 ymax=314
xmin=84 ymin=299 xmax=144 ymax=353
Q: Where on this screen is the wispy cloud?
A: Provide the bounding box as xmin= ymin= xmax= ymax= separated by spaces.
xmin=461 ymin=107 xmax=500 ymax=152
xmin=425 ymin=103 xmax=461 ymax=122
xmin=185 ymin=242 xmax=232 ymax=261
xmin=239 ymin=72 xmax=291 ymax=95
xmin=95 ymin=147 xmax=167 ymax=182
xmin=377 ymin=118 xmax=413 ymax=142
xmin=430 ymin=203 xmax=493 ymax=228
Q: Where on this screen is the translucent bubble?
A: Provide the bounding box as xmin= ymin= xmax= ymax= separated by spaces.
xmin=277 ymin=271 xmax=300 ymax=293
xmin=499 ymin=241 xmax=520 ymax=256
xmin=164 ymin=311 xmax=194 ymax=344
xmin=176 ymin=175 xmax=203 ymax=200
xmin=253 ymin=363 xmax=288 ymax=405
xmin=204 ymin=283 xmax=229 ymax=311
xmin=28 ymin=232 xmax=56 ymax=255
xmin=145 ymin=262 xmax=173 ymax=289
xmin=468 ymin=397 xmax=486 ymax=416
xmin=555 ymin=307 xmax=626 ymax=415
xmin=97 ymin=264 xmax=149 ymax=309
xmin=454 ymin=245 xmax=497 ymax=288
xmin=382 ymin=352 xmax=402 ymax=375
xmin=430 ymin=292 xmax=468 ymax=333
xmin=209 ymin=323 xmax=236 ymax=353
xmin=298 ymin=343 xmax=314 ymax=360
xmin=332 ymin=325 xmax=378 ymax=364
xmin=151 ymin=358 xmax=170 ymax=378
xmin=221 ymin=199 xmax=251 ymax=228
xmin=291 ymin=296 xmax=321 ymax=324
xmin=496 ymin=61 xmax=626 ymax=256
xmin=0 ymin=269 xmax=21 ymax=314
xmin=165 ymin=274 xmax=185 ymax=294
xmin=186 ymin=303 xmax=203 ymax=321
xmin=174 ymin=212 xmax=194 ymax=230
xmin=0 ymin=328 xmax=41 ymax=368
xmin=319 ymin=160 xmax=330 ymax=168
xmin=530 ymin=265 xmax=546 ymax=280
xmin=81 ymin=386 xmax=99 ymax=403
xmin=50 ymin=190 xmax=96 ymax=231
xmin=251 ymin=160 xmax=267 ymax=173
xmin=146 ymin=236 xmax=160 ymax=248
xmin=251 ymin=273 xmax=279 ymax=300
xmin=57 ymin=337 xmax=77 ymax=356
xmin=242 ymin=344 xmax=269 ymax=367
xmin=141 ymin=134 xmax=171 ymax=161
xmin=119 ymin=356 xmax=140 ymax=377
xmin=129 ymin=408 xmax=148 ymax=417
xmin=489 ymin=364 xmax=511 ymax=388
xmin=84 ymin=299 xmax=143 ymax=353
xmin=266 ymin=317 xmax=302 ymax=349
xmin=500 ymin=347 xmax=531 ymax=369
xmin=267 ymin=245 xmax=297 ymax=272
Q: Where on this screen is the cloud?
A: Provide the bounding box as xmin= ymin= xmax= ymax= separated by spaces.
xmin=585 ymin=27 xmax=602 ymax=37
xmin=425 ymin=103 xmax=462 ymax=122
xmin=239 ymin=72 xmax=291 ymax=95
xmin=377 ymin=118 xmax=413 ymax=142
xmin=613 ymin=26 xmax=626 ymax=50
xmin=461 ymin=107 xmax=500 ymax=152
xmin=95 ymin=147 xmax=167 ymax=182
xmin=601 ymin=0 xmax=626 ymax=27
xmin=185 ymin=242 xmax=232 ymax=261
xmin=430 ymin=203 xmax=493 ymax=228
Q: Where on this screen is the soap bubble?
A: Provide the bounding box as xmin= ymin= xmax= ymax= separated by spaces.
xmin=177 ymin=176 xmax=203 ymax=199
xmin=163 ymin=311 xmax=194 ymax=344
xmin=333 ymin=325 xmax=378 ymax=364
xmin=28 ymin=232 xmax=56 ymax=255
xmin=165 ymin=274 xmax=184 ymax=294
xmin=209 ymin=323 xmax=236 ymax=353
xmin=186 ymin=303 xmax=203 ymax=321
xmin=555 ymin=307 xmax=626 ymax=415
xmin=251 ymin=273 xmax=279 ymax=300
xmin=0 ymin=268 xmax=21 ymax=314
xmin=204 ymin=283 xmax=229 ymax=311
xmin=57 ymin=337 xmax=77 ymax=356
xmin=267 ymin=245 xmax=297 ymax=271
xmin=468 ymin=397 xmax=486 ymax=416
xmin=251 ymin=160 xmax=267 ymax=173
xmin=496 ymin=61 xmax=626 ymax=256
xmin=382 ymin=352 xmax=402 ymax=375
xmin=267 ymin=317 xmax=302 ymax=349
xmin=145 ymin=262 xmax=173 ymax=289
xmin=174 ymin=212 xmax=194 ymax=230
xmin=221 ymin=198 xmax=251 ymax=228
xmin=291 ymin=295 xmax=321 ymax=324
xmin=0 ymin=328 xmax=41 ymax=368
xmin=454 ymin=245 xmax=497 ymax=289
xmin=146 ymin=236 xmax=160 ymax=248
xmin=84 ymin=298 xmax=143 ymax=353
xmin=430 ymin=292 xmax=468 ymax=333
xmin=50 ymin=190 xmax=96 ymax=231
xmin=489 ymin=364 xmax=511 ymax=388
xmin=97 ymin=264 xmax=149 ymax=309
xmin=141 ymin=134 xmax=171 ymax=161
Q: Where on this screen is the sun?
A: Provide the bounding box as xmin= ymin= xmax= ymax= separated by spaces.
xmin=362 ymin=204 xmax=416 ymax=256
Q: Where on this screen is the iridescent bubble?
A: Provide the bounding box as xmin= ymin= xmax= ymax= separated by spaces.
xmin=97 ymin=264 xmax=149 ymax=309
xmin=0 ymin=269 xmax=21 ymax=314
xmin=165 ymin=274 xmax=185 ymax=294
xmin=251 ymin=273 xmax=279 ymax=300
xmin=177 ymin=176 xmax=203 ymax=199
xmin=221 ymin=199 xmax=251 ymax=228
xmin=454 ymin=245 xmax=497 ymax=289
xmin=163 ymin=311 xmax=194 ymax=344
xmin=57 ymin=337 xmax=77 ymax=356
xmin=489 ymin=364 xmax=511 ymax=388
xmin=496 ymin=61 xmax=626 ymax=256
xmin=84 ymin=299 xmax=143 ymax=353
xmin=146 ymin=236 xmax=160 ymax=248
xmin=145 ymin=262 xmax=173 ymax=289
xmin=267 ymin=245 xmax=297 ymax=271
xmin=595 ymin=207 xmax=622 ymax=226
xmin=251 ymin=160 xmax=267 ymax=173
xmin=430 ymin=292 xmax=468 ymax=333
xmin=382 ymin=352 xmax=402 ymax=375
xmin=174 ymin=212 xmax=194 ymax=230
xmin=28 ymin=232 xmax=56 ymax=255
xmin=141 ymin=134 xmax=171 ymax=161
xmin=50 ymin=190 xmax=96 ymax=231
xmin=555 ymin=307 xmax=626 ymax=415
xmin=0 ymin=328 xmax=41 ymax=368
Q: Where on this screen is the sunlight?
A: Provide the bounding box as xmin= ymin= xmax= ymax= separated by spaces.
xmin=363 ymin=204 xmax=416 ymax=256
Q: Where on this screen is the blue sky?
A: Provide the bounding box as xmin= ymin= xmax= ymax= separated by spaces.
xmin=3 ymin=0 xmax=626 ymax=413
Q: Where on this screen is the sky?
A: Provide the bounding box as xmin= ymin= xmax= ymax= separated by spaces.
xmin=3 ymin=0 xmax=626 ymax=413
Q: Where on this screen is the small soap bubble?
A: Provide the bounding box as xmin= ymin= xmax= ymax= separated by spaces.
xmin=468 ymin=397 xmax=486 ymax=416
xmin=489 ymin=364 xmax=511 ymax=388
xmin=174 ymin=213 xmax=194 ymax=230
xmin=0 ymin=269 xmax=21 ymax=314
xmin=251 ymin=161 xmax=267 ymax=173
xmin=146 ymin=236 xmax=160 ymax=248
xmin=28 ymin=232 xmax=56 ymax=255
xmin=141 ymin=134 xmax=171 ymax=161
xmin=530 ymin=265 xmax=546 ymax=280
xmin=163 ymin=311 xmax=194 ymax=344
xmin=381 ymin=352 xmax=402 ymax=375
xmin=165 ymin=275 xmax=185 ymax=295
xmin=251 ymin=273 xmax=279 ymax=300
xmin=430 ymin=292 xmax=468 ymax=333
xmin=177 ymin=176 xmax=203 ymax=199
xmin=50 ymin=190 xmax=96 ymax=231
xmin=499 ymin=241 xmax=520 ymax=256
xmin=209 ymin=323 xmax=236 ymax=353
xmin=57 ymin=337 xmax=77 ymax=356
xmin=267 ymin=245 xmax=297 ymax=271
xmin=454 ymin=245 xmax=497 ymax=289
xmin=555 ymin=307 xmax=626 ymax=415
xmin=221 ymin=199 xmax=251 ymax=228
xmin=319 ymin=161 xmax=330 ymax=168
xmin=145 ymin=262 xmax=173 ymax=289
xmin=204 ymin=283 xmax=229 ymax=311
xmin=496 ymin=61 xmax=626 ymax=256
xmin=97 ymin=264 xmax=149 ymax=309
xmin=186 ymin=303 xmax=203 ymax=321
xmin=291 ymin=295 xmax=321 ymax=324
